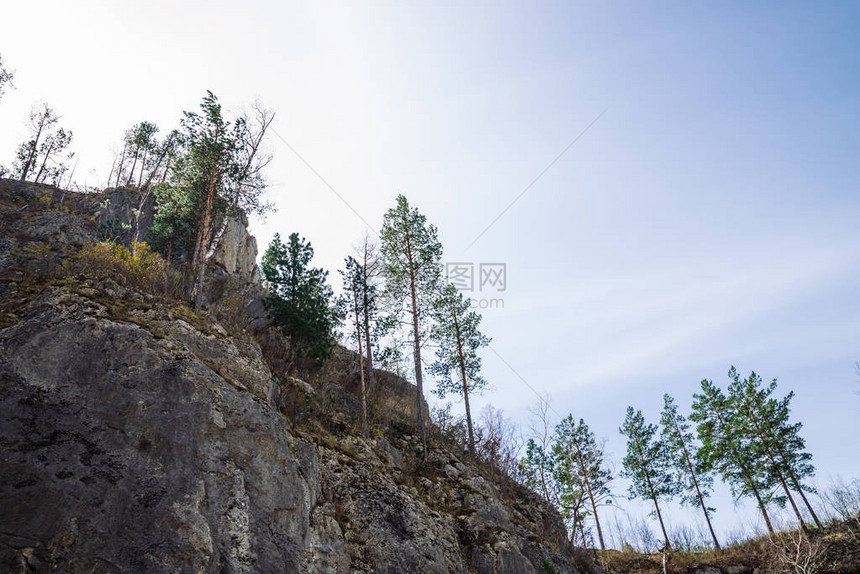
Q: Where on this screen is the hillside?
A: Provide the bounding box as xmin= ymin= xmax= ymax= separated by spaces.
xmin=0 ymin=179 xmax=581 ymax=573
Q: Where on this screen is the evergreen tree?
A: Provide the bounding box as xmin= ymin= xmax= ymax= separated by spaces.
xmin=166 ymin=91 xmax=272 ymax=309
xmin=691 ymin=379 xmax=782 ymax=535
xmin=660 ymin=394 xmax=720 ymax=550
xmin=620 ymin=406 xmax=676 ymax=550
xmin=552 ymin=415 xmax=612 ymax=550
xmin=125 ymin=121 xmax=159 ymax=187
xmin=147 ymin=183 xmax=196 ymax=265
xmin=727 ymin=368 xmax=821 ymax=531
xmin=428 ymin=283 xmax=490 ymax=454
xmin=262 ymin=233 xmax=335 ymax=369
xmin=380 ymin=194 xmax=443 ymax=456
xmin=521 ymin=437 xmax=557 ymax=504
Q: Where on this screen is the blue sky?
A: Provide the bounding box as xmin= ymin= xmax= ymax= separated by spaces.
xmin=1 ymin=0 xmax=858 ymax=546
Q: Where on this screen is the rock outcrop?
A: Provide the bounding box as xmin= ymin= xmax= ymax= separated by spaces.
xmin=0 ymin=179 xmax=579 ymax=573
xmin=211 ymin=210 xmax=260 ymax=283
xmin=101 ymin=186 xmax=260 ymax=282
xmin=0 ymin=287 xmax=318 ymax=573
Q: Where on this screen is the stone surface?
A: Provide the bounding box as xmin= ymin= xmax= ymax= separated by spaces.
xmin=0 ymin=285 xmax=578 ymax=573
xmin=0 ymin=287 xmax=319 ymax=573
xmin=211 ymin=211 xmax=260 ymax=283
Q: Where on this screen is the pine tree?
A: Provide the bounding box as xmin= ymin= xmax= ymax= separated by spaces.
xmin=691 ymin=379 xmax=782 ymax=535
xmin=521 ymin=437 xmax=556 ymax=504
xmin=428 ymin=283 xmax=490 ymax=454
xmin=728 ymin=368 xmax=821 ymax=531
xmin=147 ymin=183 xmax=196 ymax=265
xmin=552 ymin=415 xmax=612 ymax=550
xmin=620 ymin=406 xmax=676 ymax=550
xmin=380 ymin=195 xmax=443 ymax=456
xmin=660 ymin=394 xmax=720 ymax=550
xmin=125 ymin=122 xmax=159 ymax=187
xmin=262 ymin=233 xmax=335 ymax=369
xmin=167 ymin=92 xmax=272 ymax=309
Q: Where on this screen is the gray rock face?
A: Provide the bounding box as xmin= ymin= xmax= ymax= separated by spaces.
xmin=305 ymin=438 xmax=578 ymax=574
xmin=0 ymin=287 xmax=319 ymax=573
xmin=14 ymin=211 xmax=94 ymax=249
xmin=211 ymin=212 xmax=260 ymax=283
xmin=0 ymin=285 xmax=578 ymax=573
xmin=99 ymin=187 xmax=157 ymax=244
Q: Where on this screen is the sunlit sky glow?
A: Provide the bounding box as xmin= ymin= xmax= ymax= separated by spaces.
xmin=2 ymin=0 xmax=858 ymax=544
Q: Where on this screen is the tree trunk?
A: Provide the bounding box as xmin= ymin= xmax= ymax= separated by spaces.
xmin=192 ymin=158 xmax=218 ymax=311
xmin=789 ymin=474 xmax=823 ymax=529
xmin=743 ymin=404 xmax=810 ymax=534
xmin=160 ymin=156 xmax=171 ymax=185
xmin=20 ymin=142 xmax=37 ymax=182
xmin=712 ymin=406 xmax=775 ymax=535
xmin=749 ymin=480 xmax=776 ymax=535
xmin=583 ymin=474 xmax=606 ymax=550
xmin=766 ymin=431 xmax=824 ymax=529
xmin=405 ymin=235 xmax=427 ymax=457
xmin=571 ymin=441 xmax=605 ymax=550
xmin=353 ymin=291 xmax=368 ymax=433
xmin=675 ymin=420 xmax=721 ymax=550
xmin=34 ymin=140 xmax=57 ymax=184
xmin=115 ymin=141 xmax=127 ymax=188
xmin=143 ymin=138 xmax=173 ymax=191
xmin=126 ymin=146 xmax=139 ymax=186
xmin=137 ymin=147 xmax=148 ymax=188
xmin=106 ymin=156 xmax=118 ymax=192
xmin=362 ymin=273 xmax=375 ymax=387
xmin=20 ymin=120 xmax=45 ymax=182
xmin=640 ymin=452 xmax=671 ymax=550
xmin=453 ymin=313 xmax=475 ymax=454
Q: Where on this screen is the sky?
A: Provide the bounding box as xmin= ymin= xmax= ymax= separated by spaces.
xmin=2 ymin=0 xmax=858 ymax=548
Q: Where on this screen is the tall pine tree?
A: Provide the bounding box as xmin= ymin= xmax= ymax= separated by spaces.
xmin=552 ymin=415 xmax=612 ymax=550
xmin=620 ymin=406 xmax=676 ymax=550
xmin=691 ymin=379 xmax=782 ymax=535
xmin=166 ymin=92 xmax=272 ymax=309
xmin=660 ymin=394 xmax=720 ymax=550
xmin=728 ymin=368 xmax=821 ymax=531
xmin=380 ymin=195 xmax=443 ymax=456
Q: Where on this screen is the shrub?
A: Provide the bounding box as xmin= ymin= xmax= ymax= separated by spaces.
xmin=78 ymin=240 xmax=166 ymax=293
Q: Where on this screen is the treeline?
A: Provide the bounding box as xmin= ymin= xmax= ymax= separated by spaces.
xmin=518 ymin=369 xmax=820 ymax=552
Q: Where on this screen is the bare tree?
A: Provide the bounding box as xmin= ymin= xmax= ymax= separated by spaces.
xmin=13 ymin=102 xmax=72 ymax=183
xmin=0 ymin=53 xmax=15 ymax=103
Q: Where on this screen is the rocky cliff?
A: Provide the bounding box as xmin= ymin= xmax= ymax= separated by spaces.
xmin=0 ymin=180 xmax=581 ymax=574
